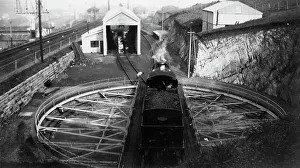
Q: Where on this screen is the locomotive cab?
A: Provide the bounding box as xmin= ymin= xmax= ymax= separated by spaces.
xmin=146 ymin=62 xmax=178 ymax=90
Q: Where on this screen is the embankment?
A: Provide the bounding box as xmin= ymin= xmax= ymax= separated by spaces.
xmin=0 ymin=52 xmax=75 ymax=123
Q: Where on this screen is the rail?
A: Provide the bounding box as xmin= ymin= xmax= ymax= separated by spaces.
xmin=0 ymin=22 xmax=94 ymax=83
xmin=116 ymin=53 xmax=146 ymax=84
xmin=35 ymin=77 xmax=136 ymax=133
xmin=141 ymin=30 xmax=186 ymax=78
xmin=141 ymin=30 xmax=159 ymax=56
xmin=34 ymin=77 xmax=137 ymax=167
xmin=180 ymin=78 xmax=287 ymax=119
xmin=116 ymin=54 xmax=136 ymax=85
xmin=0 ymin=32 xmax=84 ymax=83
xmin=124 ymin=53 xmax=146 ymax=83
xmin=0 ymin=23 xmax=87 ymax=59
xmin=125 ymin=54 xmax=139 ymax=75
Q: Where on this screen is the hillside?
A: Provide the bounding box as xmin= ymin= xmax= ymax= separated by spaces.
xmin=165 ymin=5 xmax=300 ymax=102
xmin=165 ymin=4 xmax=300 ymax=168
xmin=164 ymin=2 xmax=218 ymax=26
xmin=233 ymin=0 xmax=300 ymax=13
xmin=199 ymin=8 xmax=300 ymax=36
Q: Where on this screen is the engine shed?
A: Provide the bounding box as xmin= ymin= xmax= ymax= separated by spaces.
xmin=103 ymin=6 xmax=141 ymax=55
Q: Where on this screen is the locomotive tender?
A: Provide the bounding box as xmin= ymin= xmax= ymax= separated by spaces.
xmin=141 ymin=58 xmax=184 ymax=166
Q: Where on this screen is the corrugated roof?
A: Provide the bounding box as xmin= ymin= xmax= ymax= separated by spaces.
xmin=203 ymin=1 xmax=262 ymax=15
xmin=203 ymin=1 xmax=236 ymax=12
xmin=103 ymin=6 xmax=140 ymax=23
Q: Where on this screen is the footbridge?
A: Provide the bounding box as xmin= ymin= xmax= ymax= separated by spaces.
xmin=35 ymin=77 xmax=287 ymax=167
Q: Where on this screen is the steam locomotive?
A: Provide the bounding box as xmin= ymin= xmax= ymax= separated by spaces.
xmin=146 ymin=61 xmax=178 ymax=91
xmin=141 ymin=60 xmax=184 ymax=166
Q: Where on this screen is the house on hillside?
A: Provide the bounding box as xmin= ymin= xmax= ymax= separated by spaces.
xmin=202 ymin=1 xmax=263 ymax=31
xmin=87 ymin=7 xmax=100 ymax=23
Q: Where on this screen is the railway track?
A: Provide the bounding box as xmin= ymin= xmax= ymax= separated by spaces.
xmin=0 ymin=22 xmax=90 ymax=66
xmin=116 ymin=53 xmax=142 ymax=84
xmin=180 ymin=78 xmax=287 ymax=118
xmin=141 ymin=30 xmax=186 ymax=78
xmin=35 ymin=78 xmax=136 ymax=168
xmin=141 ymin=31 xmax=159 ymax=55
xmin=116 ymin=31 xmax=158 ymax=85
xmin=33 ymin=30 xmax=287 ymax=168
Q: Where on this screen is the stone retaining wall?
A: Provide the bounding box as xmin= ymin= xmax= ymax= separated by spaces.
xmin=193 ymin=24 xmax=300 ymax=107
xmin=0 ymin=52 xmax=75 ymax=123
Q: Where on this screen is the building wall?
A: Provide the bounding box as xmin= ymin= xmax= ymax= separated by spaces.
xmin=213 ymin=24 xmax=226 ymax=29
xmin=212 ymin=13 xmax=262 ymax=28
xmin=208 ymin=2 xmax=262 ymax=30
xmin=0 ymin=52 xmax=75 ymax=123
xmin=219 ymin=3 xmax=262 ymax=15
xmin=218 ymin=14 xmax=262 ymax=25
xmin=82 ymin=33 xmax=103 ymax=53
xmin=202 ymin=11 xmax=213 ymax=32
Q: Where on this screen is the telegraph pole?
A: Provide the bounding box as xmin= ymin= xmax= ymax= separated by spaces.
xmin=9 ymin=21 xmax=13 ymax=48
xmin=38 ymin=0 xmax=44 ymax=63
xmin=187 ymin=24 xmax=194 ymax=78
xmin=161 ymin=12 xmax=164 ymax=30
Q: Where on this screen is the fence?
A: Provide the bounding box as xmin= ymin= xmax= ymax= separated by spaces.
xmin=251 ymin=0 xmax=300 ymax=12
xmin=0 ymin=33 xmax=83 ymax=83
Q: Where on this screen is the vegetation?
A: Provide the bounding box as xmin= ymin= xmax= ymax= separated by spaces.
xmin=162 ymin=1 xmax=218 ymax=28
xmin=177 ymin=116 xmax=300 ymax=168
xmin=236 ymin=0 xmax=300 ymax=13
xmin=198 ymin=9 xmax=300 ymax=38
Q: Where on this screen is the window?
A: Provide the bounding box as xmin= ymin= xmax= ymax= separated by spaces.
xmin=90 ymin=41 xmax=99 ymax=48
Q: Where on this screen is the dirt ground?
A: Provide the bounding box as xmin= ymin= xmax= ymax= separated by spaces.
xmin=0 ymin=36 xmax=155 ymax=167
xmin=2 ymin=32 xmax=299 ymax=168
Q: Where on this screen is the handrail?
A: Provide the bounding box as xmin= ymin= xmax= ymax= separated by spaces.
xmin=180 ymin=78 xmax=287 ymax=119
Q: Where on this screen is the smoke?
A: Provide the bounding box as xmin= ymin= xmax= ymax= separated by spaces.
xmin=2 ymin=13 xmax=9 ymax=20
xmin=152 ymin=40 xmax=170 ymax=63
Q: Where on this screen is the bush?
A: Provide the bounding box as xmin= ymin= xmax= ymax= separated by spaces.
xmin=178 ymin=116 xmax=299 ymax=168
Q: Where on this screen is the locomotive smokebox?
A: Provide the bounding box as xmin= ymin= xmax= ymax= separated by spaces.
xmin=146 ymin=62 xmax=178 ymax=90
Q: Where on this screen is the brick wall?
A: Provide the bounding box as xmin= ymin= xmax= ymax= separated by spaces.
xmin=0 ymin=52 xmax=75 ymax=123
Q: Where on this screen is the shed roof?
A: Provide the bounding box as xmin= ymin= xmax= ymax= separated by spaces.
xmin=153 ymin=30 xmax=168 ymax=37
xmin=203 ymin=1 xmax=262 ymax=14
xmin=103 ymin=7 xmax=140 ymax=24
xmin=82 ymin=26 xmax=103 ymax=38
xmin=203 ymin=1 xmax=235 ymax=12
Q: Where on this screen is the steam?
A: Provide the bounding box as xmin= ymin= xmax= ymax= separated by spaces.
xmin=152 ymin=41 xmax=170 ymax=63
xmin=2 ymin=14 xmax=9 ymax=20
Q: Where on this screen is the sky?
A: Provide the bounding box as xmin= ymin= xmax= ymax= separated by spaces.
xmin=0 ymin=0 xmax=217 ymax=18
xmin=45 ymin=0 xmax=217 ymax=11
xmin=0 ymin=0 xmax=217 ymax=26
